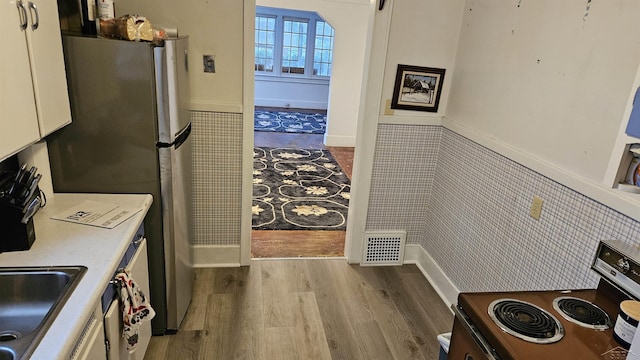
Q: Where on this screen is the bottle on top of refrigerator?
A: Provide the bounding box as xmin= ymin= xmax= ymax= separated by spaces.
xmin=80 ymin=0 xmax=97 ymax=35
xmin=97 ymin=0 xmax=115 ymax=19
xmin=96 ymin=0 xmax=115 ymax=37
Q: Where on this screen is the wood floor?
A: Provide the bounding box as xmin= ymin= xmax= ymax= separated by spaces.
xmin=252 ymin=129 xmax=354 ymax=258
xmin=251 ymin=230 xmax=346 ymax=258
xmin=144 ymin=259 xmax=454 ymax=360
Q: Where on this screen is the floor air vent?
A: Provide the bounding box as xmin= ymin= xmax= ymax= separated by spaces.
xmin=361 ymin=231 xmax=406 ymax=266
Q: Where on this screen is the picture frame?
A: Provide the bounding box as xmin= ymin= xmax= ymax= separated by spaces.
xmin=391 ymin=64 xmax=446 ymax=113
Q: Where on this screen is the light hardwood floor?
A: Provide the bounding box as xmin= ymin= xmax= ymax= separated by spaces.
xmin=144 ymin=259 xmax=453 ymax=360
xmin=252 ymin=230 xmax=345 ymax=258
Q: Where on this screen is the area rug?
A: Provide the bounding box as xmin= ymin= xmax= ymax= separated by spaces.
xmin=254 ymin=110 xmax=327 ymax=134
xmin=253 ymin=147 xmax=350 ymax=230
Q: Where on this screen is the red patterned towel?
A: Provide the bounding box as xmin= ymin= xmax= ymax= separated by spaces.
xmin=115 ymin=269 xmax=156 ymax=350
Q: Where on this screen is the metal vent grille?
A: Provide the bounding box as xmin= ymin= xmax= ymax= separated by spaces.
xmin=361 ymin=231 xmax=406 ymax=266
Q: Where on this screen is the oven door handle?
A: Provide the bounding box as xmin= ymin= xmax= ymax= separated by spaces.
xmin=452 ymin=304 xmax=501 ymax=360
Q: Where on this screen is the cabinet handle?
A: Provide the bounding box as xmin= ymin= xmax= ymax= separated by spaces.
xmin=16 ymin=1 xmax=28 ymax=30
xmin=27 ymin=2 xmax=39 ymax=30
xmin=133 ymin=235 xmax=144 ymax=246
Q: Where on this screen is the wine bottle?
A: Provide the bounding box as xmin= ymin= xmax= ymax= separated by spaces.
xmin=97 ymin=0 xmax=115 ymax=20
xmin=80 ymin=0 xmax=97 ymax=35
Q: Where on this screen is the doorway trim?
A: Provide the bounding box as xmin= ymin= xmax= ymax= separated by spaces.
xmin=240 ymin=0 xmax=394 ymax=265
xmin=344 ymin=0 xmax=394 ymax=263
xmin=240 ymin=0 xmax=256 ymax=265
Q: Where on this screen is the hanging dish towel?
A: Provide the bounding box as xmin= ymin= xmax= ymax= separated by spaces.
xmin=115 ymin=269 xmax=156 ymax=350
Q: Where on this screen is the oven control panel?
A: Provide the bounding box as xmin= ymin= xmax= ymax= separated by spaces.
xmin=593 ymin=240 xmax=640 ymax=300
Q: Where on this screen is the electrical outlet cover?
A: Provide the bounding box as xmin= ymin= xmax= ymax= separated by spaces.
xmin=530 ymin=196 xmax=543 ymax=220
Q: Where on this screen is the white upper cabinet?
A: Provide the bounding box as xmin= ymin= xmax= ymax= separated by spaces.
xmin=1 ymin=0 xmax=41 ymax=159
xmin=24 ymin=0 xmax=72 ymax=136
xmin=1 ymin=0 xmax=71 ymax=161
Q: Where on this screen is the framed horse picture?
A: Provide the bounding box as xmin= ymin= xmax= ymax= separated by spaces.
xmin=391 ymin=65 xmax=445 ymax=112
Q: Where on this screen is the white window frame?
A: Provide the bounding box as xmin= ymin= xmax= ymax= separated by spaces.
xmin=255 ymin=7 xmax=333 ymax=82
xmin=255 ymin=14 xmax=277 ymax=73
xmin=281 ymin=16 xmax=309 ymax=76
xmin=313 ymin=20 xmax=334 ymax=77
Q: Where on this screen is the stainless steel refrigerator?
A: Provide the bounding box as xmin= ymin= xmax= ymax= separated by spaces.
xmin=47 ymin=35 xmax=193 ymax=334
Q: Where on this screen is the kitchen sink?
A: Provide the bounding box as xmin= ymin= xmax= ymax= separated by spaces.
xmin=0 ymin=266 xmax=87 ymax=360
xmin=0 ymin=349 xmax=14 ymax=360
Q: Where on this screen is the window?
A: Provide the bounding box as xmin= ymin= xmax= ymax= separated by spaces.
xmin=313 ymin=21 xmax=334 ymax=77
xmin=281 ymin=19 xmax=308 ymax=74
xmin=255 ymin=8 xmax=334 ymax=79
xmin=255 ymin=15 xmax=276 ymax=72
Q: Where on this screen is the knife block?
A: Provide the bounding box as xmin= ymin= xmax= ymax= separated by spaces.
xmin=0 ymin=200 xmax=36 ymax=252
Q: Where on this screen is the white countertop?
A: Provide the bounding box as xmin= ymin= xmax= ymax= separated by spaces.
xmin=0 ymin=193 xmax=152 ymax=360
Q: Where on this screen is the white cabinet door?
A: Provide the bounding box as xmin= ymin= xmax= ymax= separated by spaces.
xmin=104 ymin=298 xmax=128 ymax=360
xmin=23 ymin=0 xmax=72 ymax=136
xmin=104 ymin=239 xmax=152 ymax=360
xmin=1 ymin=0 xmax=41 ymax=159
xmin=72 ymin=303 xmax=106 ymax=360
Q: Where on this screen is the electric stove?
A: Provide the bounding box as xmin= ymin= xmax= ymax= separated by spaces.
xmin=449 ymin=240 xmax=640 ymax=360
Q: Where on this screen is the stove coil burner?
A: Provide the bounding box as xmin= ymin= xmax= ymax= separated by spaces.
xmin=552 ymin=296 xmax=612 ymax=330
xmin=488 ymin=299 xmax=564 ymax=344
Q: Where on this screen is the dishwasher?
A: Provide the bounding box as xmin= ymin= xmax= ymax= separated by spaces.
xmin=101 ymin=225 xmax=152 ymax=360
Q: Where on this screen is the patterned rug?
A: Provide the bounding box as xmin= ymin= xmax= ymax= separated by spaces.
xmin=252 ymin=147 xmax=350 ymax=230
xmin=254 ymin=110 xmax=327 ymax=134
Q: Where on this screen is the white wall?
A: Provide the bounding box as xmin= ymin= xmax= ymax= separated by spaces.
xmin=446 ymin=0 xmax=640 ymax=183
xmin=115 ymin=0 xmax=244 ymax=111
xmin=254 ymin=77 xmax=330 ymax=109
xmin=381 ymin=0 xmax=466 ymax=119
xmin=257 ymin=0 xmax=370 ymax=147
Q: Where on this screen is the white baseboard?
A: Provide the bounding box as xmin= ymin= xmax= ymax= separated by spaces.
xmin=324 ymin=134 xmax=356 ymax=147
xmin=403 ymin=243 xmax=459 ymax=311
xmin=254 ymin=98 xmax=328 ymax=110
xmin=192 ymin=245 xmax=241 ymax=268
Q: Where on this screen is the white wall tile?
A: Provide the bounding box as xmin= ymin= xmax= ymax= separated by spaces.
xmin=192 ymin=111 xmax=243 ymax=246
xmin=367 ymin=125 xmax=640 ymax=292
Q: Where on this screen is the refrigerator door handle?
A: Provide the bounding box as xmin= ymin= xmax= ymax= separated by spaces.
xmin=184 ymin=49 xmax=188 ymax=72
xmin=173 ymin=122 xmax=191 ymax=149
xmin=156 ymin=122 xmax=191 ymax=149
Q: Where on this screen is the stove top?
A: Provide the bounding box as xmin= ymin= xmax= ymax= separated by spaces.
xmin=458 ymin=289 xmax=627 ymax=360
xmin=489 ymin=299 xmax=564 ymax=344
xmin=553 ymin=296 xmax=612 ymax=330
xmin=452 ymin=241 xmax=638 ymax=359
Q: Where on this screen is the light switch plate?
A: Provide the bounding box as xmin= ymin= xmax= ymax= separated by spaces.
xmin=203 ymin=55 xmax=215 ymax=73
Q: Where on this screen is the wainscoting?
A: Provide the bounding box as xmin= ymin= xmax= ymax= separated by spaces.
xmin=191 ymin=111 xmax=243 ymax=263
xmin=368 ymin=124 xmax=640 ymax=297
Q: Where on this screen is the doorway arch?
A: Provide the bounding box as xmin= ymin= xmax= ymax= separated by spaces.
xmin=241 ymin=0 xmax=372 ymax=263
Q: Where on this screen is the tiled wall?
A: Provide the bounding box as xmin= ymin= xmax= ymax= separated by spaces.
xmin=191 ymin=111 xmax=243 ymax=246
xmin=368 ymin=125 xmax=640 ymax=293
xmin=366 ymin=125 xmax=441 ymax=242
